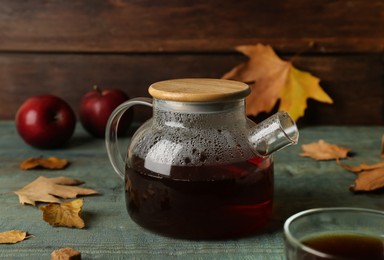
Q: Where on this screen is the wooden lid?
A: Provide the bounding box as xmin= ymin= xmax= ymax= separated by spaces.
xmin=148 ymin=78 xmax=250 ymax=102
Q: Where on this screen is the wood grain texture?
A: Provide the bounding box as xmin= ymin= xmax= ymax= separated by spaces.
xmin=0 ymin=0 xmax=383 ymax=53
xmin=0 ymin=1 xmax=383 ymax=125
xmin=148 ymin=78 xmax=250 ymax=101
xmin=294 ymin=54 xmax=384 ymax=125
xmin=1 ymin=53 xmax=383 ymax=125
xmin=0 ymin=122 xmax=383 ymax=258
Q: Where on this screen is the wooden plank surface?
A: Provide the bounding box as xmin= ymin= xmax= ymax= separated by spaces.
xmin=0 ymin=0 xmax=383 ymax=53
xmin=0 ymin=122 xmax=383 ymax=258
xmin=1 ymin=1 xmax=383 ymax=125
xmin=1 ymin=53 xmax=383 ymax=125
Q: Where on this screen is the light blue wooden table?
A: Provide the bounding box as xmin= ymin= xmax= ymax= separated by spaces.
xmin=0 ymin=121 xmax=383 ymax=259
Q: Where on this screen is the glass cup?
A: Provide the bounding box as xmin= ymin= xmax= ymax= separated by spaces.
xmin=283 ymin=207 xmax=384 ymax=260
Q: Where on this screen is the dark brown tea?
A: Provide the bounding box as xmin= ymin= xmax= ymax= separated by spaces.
xmin=125 ymin=156 xmax=273 ymax=239
xmin=301 ymin=233 xmax=384 ymax=260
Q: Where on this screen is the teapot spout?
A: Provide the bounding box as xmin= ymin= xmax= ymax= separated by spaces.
xmin=248 ymin=111 xmax=299 ymax=157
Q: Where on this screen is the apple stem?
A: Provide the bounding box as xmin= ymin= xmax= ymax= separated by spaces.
xmin=93 ymin=85 xmax=101 ymax=94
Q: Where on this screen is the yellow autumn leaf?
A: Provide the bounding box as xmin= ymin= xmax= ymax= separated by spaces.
xmin=40 ymin=199 xmax=85 ymax=228
xmin=222 ymin=43 xmax=333 ymax=121
xmin=0 ymin=230 xmax=29 ymax=244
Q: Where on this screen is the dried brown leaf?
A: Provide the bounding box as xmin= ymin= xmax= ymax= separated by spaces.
xmin=15 ymin=176 xmax=98 ymax=206
xmin=381 ymin=134 xmax=384 ymax=159
xmin=300 ymin=140 xmax=350 ymax=160
xmin=0 ymin=230 xmax=29 ymax=244
xmin=20 ymin=156 xmax=69 ymax=170
xmin=337 ymin=160 xmax=384 ymax=173
xmin=352 ymin=168 xmax=384 ymax=192
xmin=51 ymin=247 xmax=81 ymax=260
xmin=40 ymin=199 xmax=85 ymax=228
xmin=337 ymin=160 xmax=384 ymax=192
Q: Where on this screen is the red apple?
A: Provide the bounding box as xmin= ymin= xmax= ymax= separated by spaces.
xmin=15 ymin=95 xmax=76 ymax=149
xmin=79 ymin=86 xmax=133 ymax=138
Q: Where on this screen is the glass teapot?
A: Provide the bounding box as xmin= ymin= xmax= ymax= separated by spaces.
xmin=106 ymin=78 xmax=298 ymax=239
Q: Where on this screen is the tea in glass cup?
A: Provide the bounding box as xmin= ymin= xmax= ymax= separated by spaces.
xmin=284 ymin=208 xmax=384 ymax=260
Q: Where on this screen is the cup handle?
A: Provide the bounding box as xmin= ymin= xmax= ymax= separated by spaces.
xmin=105 ymin=97 xmax=153 ymax=180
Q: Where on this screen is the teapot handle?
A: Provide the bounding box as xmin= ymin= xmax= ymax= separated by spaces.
xmin=105 ymin=97 xmax=153 ymax=180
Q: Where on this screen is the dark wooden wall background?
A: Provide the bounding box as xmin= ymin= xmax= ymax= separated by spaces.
xmin=1 ymin=0 xmax=383 ymax=125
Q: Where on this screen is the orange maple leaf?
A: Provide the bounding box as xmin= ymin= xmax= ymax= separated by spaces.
xmin=222 ymin=44 xmax=333 ymax=121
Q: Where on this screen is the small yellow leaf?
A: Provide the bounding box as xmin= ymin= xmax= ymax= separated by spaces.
xmin=20 ymin=156 xmax=69 ymax=170
xmin=300 ymin=140 xmax=350 ymax=160
xmin=40 ymin=199 xmax=85 ymax=228
xmin=0 ymin=230 xmax=29 ymax=244
xmin=222 ymin=43 xmax=333 ymax=121
xmin=15 ymin=176 xmax=98 ymax=206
